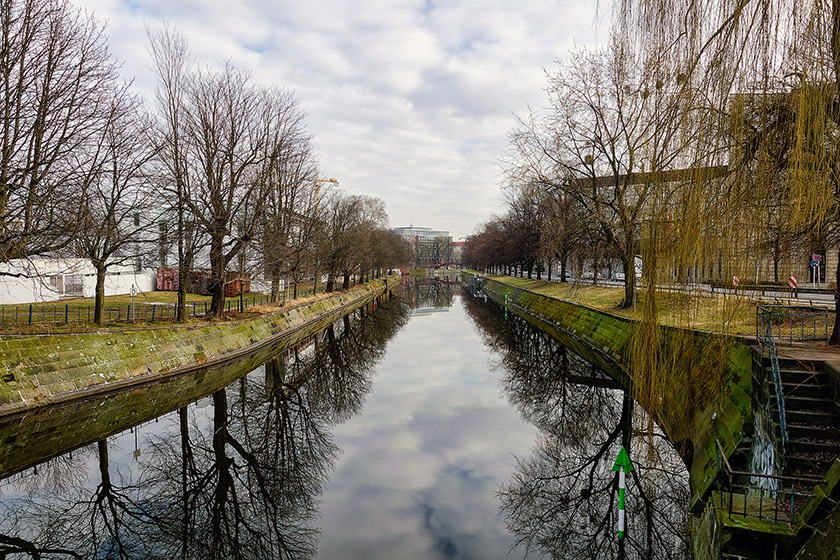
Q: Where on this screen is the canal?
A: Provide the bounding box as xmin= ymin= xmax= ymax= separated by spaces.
xmin=0 ymin=279 xmax=690 ymax=559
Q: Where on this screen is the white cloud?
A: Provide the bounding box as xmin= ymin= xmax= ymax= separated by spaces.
xmin=73 ymin=0 xmax=608 ymax=238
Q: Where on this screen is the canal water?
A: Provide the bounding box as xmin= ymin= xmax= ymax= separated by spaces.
xmin=0 ymin=279 xmax=689 ymax=559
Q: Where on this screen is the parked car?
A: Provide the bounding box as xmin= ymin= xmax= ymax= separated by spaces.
xmin=612 ymin=272 xmax=626 ymax=281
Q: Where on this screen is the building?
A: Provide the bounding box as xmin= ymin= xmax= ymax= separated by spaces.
xmin=393 ymin=226 xmax=454 ymax=267
xmin=0 ymin=258 xmax=155 ymax=304
xmin=453 ymin=241 xmax=465 ymax=264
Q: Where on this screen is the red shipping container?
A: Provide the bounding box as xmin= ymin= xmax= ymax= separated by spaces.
xmin=156 ymin=268 xmax=179 ymax=291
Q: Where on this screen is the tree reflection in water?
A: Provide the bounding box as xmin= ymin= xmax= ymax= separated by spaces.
xmin=464 ymin=295 xmax=690 ymax=560
xmin=0 ymin=296 xmax=408 ymax=559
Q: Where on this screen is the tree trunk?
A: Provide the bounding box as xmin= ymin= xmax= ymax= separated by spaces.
xmin=177 ymin=283 xmax=187 ymax=322
xmin=830 ymin=0 xmax=840 ymax=345
xmin=238 ymin=248 xmax=246 ymax=313
xmin=831 ymin=247 xmax=840 ymax=345
xmin=342 ymin=271 xmax=350 ymax=290
xmin=176 ymin=217 xmax=187 ymax=322
xmin=94 ymin=265 xmax=106 ymax=325
xmin=209 ymin=234 xmax=226 ymax=318
xmin=622 ymin=258 xmax=636 ymax=309
xmin=270 ymin=275 xmax=280 ymax=303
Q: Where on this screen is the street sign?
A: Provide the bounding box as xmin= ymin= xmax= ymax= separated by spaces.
xmin=732 ymin=275 xmax=740 ymax=287
xmin=811 ymin=260 xmax=819 ymax=268
xmin=612 ymin=446 xmax=634 ymax=540
xmin=812 ymin=253 xmax=823 ymax=262
xmin=130 ymin=284 xmax=136 ymax=323
xmin=789 ymin=276 xmax=797 ymax=289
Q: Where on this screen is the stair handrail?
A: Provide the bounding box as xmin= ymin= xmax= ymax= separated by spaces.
xmin=714 ymin=439 xmax=821 ymax=522
xmin=756 ymin=307 xmax=789 ymax=452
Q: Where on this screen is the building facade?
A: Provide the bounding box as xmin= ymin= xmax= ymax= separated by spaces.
xmin=393 ymin=226 xmax=454 ymax=267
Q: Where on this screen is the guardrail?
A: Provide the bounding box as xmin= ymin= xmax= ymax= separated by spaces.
xmin=715 ymin=440 xmax=820 ymax=522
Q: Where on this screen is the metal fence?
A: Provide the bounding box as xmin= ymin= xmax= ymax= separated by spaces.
xmin=0 ymin=285 xmax=331 ymax=327
xmin=715 ymin=440 xmax=820 ymax=523
xmin=756 ymin=304 xmax=830 ymax=345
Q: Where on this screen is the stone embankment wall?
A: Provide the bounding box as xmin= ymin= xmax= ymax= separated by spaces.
xmin=466 ymin=273 xmax=754 ymax=509
xmin=0 ymin=277 xmax=395 ymax=416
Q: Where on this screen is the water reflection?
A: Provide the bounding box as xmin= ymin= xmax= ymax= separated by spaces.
xmin=401 ymin=277 xmax=458 ymax=311
xmin=0 ymin=282 xmax=691 ymax=559
xmin=463 ymin=294 xmax=691 ymax=560
xmin=0 ymin=297 xmax=408 ymax=559
xmin=315 ymin=281 xmax=538 ymax=560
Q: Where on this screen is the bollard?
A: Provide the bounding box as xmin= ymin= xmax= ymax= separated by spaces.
xmin=65 ymin=304 xmax=69 ymax=324
xmin=28 ymin=304 xmax=32 ymax=326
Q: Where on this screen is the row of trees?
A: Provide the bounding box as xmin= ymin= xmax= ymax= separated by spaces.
xmin=466 ymin=3 xmax=840 ymax=334
xmin=463 ymin=2 xmax=840 ymax=496
xmin=465 ymin=40 xmax=729 ymax=308
xmin=0 ymin=0 xmax=408 ymax=324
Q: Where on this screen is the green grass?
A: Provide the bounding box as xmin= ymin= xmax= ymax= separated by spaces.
xmin=490 ymin=275 xmax=777 ymax=336
xmin=0 ymin=281 xmax=335 ymax=332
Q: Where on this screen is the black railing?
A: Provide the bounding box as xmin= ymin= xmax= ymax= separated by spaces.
xmin=756 ymin=304 xmax=830 ymax=345
xmin=715 ymin=440 xmax=820 ymax=522
xmin=0 ymin=286 xmax=334 ymax=327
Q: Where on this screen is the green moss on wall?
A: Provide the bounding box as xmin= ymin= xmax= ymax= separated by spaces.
xmin=0 ymin=277 xmax=396 ymax=416
xmin=466 ymin=273 xmax=753 ymax=510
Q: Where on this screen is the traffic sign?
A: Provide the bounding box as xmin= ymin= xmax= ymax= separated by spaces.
xmin=812 ymin=253 xmax=823 ymax=262
xmin=732 ymin=275 xmax=740 ymax=287
xmin=811 ymin=260 xmax=819 ymax=268
xmin=788 ymin=275 xmax=797 ymax=289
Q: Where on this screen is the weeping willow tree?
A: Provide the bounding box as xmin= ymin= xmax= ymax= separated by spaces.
xmin=497 ymin=0 xmax=840 ymax=449
xmin=611 ymin=0 xmax=840 ymax=446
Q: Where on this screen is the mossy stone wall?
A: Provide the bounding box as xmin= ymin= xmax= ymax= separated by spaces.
xmin=468 ymin=273 xmax=754 ymax=510
xmin=0 ymin=277 xmax=395 ymax=416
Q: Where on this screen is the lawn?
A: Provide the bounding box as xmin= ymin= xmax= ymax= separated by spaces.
xmin=0 ymin=281 xmax=332 ymax=332
xmin=492 ymin=276 xmax=782 ymax=337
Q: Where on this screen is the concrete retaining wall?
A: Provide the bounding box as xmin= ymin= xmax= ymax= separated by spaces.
xmin=0 ymin=277 xmax=395 ymax=416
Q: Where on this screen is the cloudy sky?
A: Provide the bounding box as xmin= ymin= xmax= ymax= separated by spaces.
xmin=75 ymin=0 xmax=609 ymax=240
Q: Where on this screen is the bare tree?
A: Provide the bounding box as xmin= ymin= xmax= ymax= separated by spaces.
xmin=74 ymin=86 xmax=156 ymax=325
xmin=148 ymin=25 xmax=200 ymax=322
xmin=318 ymin=193 xmax=387 ymax=292
xmin=257 ymin=92 xmax=319 ymax=302
xmin=182 ymin=63 xmax=270 ymax=318
xmin=0 ymin=0 xmax=120 ymax=265
xmin=508 ymin=42 xmax=707 ymax=306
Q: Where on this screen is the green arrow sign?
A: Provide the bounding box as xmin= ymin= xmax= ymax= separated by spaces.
xmin=611 ymin=446 xmax=634 ymax=472
xmin=612 ymin=446 xmax=633 ymax=540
